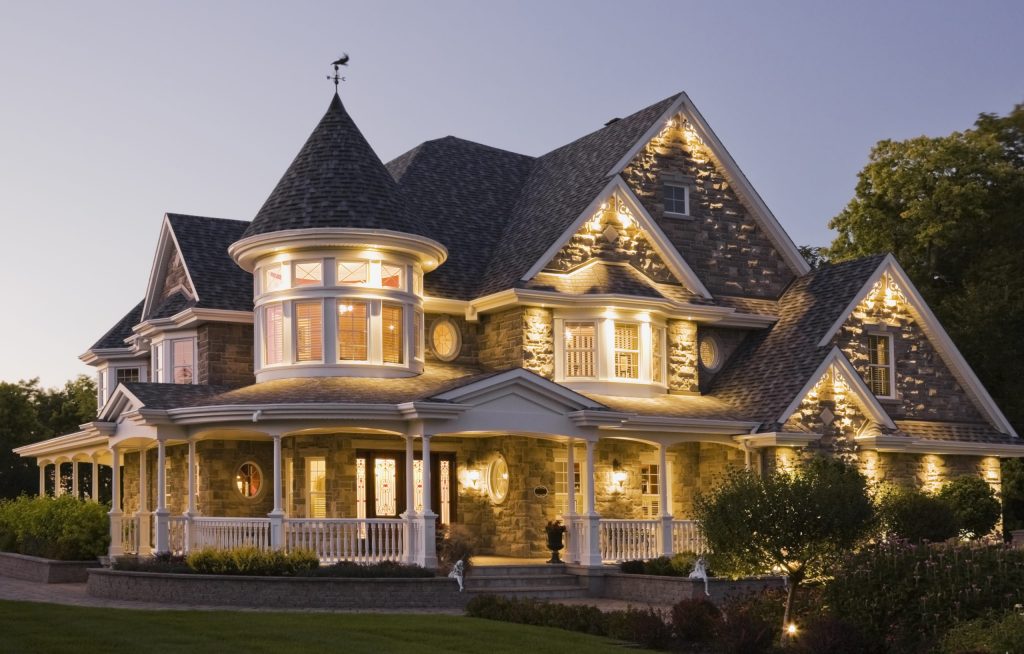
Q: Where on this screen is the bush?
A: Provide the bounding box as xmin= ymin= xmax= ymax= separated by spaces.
xmin=605 ymin=606 xmax=673 ymax=650
xmin=185 ymin=547 xmax=319 ymax=576
xmin=466 ymin=595 xmax=607 ymax=636
xmin=671 ymin=598 xmax=721 ymax=643
xmin=940 ymin=610 xmax=1024 ymax=654
xmin=791 ymin=616 xmax=872 ymax=654
xmin=619 ymin=552 xmax=702 ymax=577
xmin=112 ymin=552 xmax=190 ymax=574
xmin=939 ymin=476 xmax=1002 ymax=539
xmin=436 ymin=524 xmax=475 ymax=575
xmin=877 ymin=485 xmax=958 ymax=543
xmin=716 ymin=590 xmax=783 ymax=654
xmin=0 ymin=495 xmax=109 ymax=560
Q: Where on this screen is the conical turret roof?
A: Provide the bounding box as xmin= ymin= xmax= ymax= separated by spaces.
xmin=243 ymin=93 xmax=417 ymax=238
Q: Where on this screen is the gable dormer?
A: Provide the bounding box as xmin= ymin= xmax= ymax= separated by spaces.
xmin=142 ymin=215 xmax=198 ymax=321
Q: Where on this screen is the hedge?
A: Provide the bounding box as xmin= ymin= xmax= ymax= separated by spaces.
xmin=0 ymin=495 xmax=109 ymax=561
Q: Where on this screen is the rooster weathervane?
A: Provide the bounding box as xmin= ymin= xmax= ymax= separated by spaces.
xmin=328 ymin=54 xmax=349 ymax=89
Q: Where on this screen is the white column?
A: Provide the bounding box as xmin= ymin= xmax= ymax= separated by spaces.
xmin=658 ymin=443 xmax=673 ymax=556
xmin=71 ymin=461 xmax=79 ymax=499
xmin=54 ymin=461 xmax=64 ymax=496
xmin=580 ymin=438 xmax=603 ymax=566
xmin=138 ymin=447 xmax=151 ymax=555
xmin=154 ymin=440 xmax=169 ymax=554
xmin=565 ymin=438 xmax=578 ymax=564
xmin=402 ymin=433 xmax=417 ymax=565
xmin=91 ymin=458 xmax=100 ymax=502
xmin=419 ymin=433 xmax=437 ymax=569
xmin=268 ymin=434 xmax=285 ymax=549
xmin=185 ymin=440 xmax=197 ymax=515
xmin=38 ymin=463 xmax=46 ymax=497
xmin=584 ymin=439 xmax=596 ymax=515
xmin=421 ymin=434 xmax=433 ymax=516
xmin=108 ymin=446 xmax=123 ymax=557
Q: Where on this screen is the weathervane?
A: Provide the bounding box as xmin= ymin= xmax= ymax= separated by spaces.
xmin=328 ymin=54 xmax=349 ymax=89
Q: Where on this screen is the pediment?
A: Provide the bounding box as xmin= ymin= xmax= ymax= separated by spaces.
xmin=141 ymin=215 xmax=198 ymax=320
xmin=433 ymin=369 xmax=605 ymax=414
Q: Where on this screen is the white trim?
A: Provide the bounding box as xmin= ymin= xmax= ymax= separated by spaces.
xmin=735 ymin=432 xmax=823 ymax=449
xmin=604 ymin=93 xmax=810 ymax=276
xmin=432 ymin=368 xmax=606 ymax=410
xmin=141 ymin=215 xmax=200 ymax=320
xmin=816 ymin=255 xmax=1017 ymax=437
xmin=776 ymin=347 xmax=897 ymax=430
xmin=518 ymin=177 xmax=713 ymax=299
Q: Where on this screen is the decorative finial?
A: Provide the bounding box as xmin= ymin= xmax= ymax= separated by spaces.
xmin=328 ymin=54 xmax=349 ymax=90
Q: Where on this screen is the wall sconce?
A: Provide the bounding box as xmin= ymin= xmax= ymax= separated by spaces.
xmin=610 ymin=459 xmax=627 ymax=492
xmin=466 ymin=469 xmax=481 ymax=489
xmin=458 ymin=461 xmax=483 ymax=492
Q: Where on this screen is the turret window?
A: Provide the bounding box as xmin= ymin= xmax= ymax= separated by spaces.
xmin=381 ymin=264 xmax=403 ymax=290
xmin=172 ymin=339 xmax=194 ymax=384
xmin=294 ymin=301 xmax=323 ymax=362
xmin=337 ymin=301 xmax=369 ymax=361
xmin=264 ymin=263 xmax=286 ymax=292
xmin=293 ymin=261 xmax=322 ymax=286
xmin=382 ymin=304 xmax=404 ymax=364
xmin=264 ymin=303 xmax=284 ymax=365
xmin=337 ymin=261 xmax=369 ymax=285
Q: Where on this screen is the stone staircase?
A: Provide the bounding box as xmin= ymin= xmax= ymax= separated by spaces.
xmin=463 ymin=564 xmax=590 ymax=600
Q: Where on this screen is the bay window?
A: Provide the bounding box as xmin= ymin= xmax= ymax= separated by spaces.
xmin=294 ymin=301 xmax=323 ymax=362
xmin=382 ymin=304 xmax=404 ymax=364
xmin=564 ymin=322 xmax=597 ymax=378
xmin=264 ymin=303 xmax=284 ymax=365
xmin=337 ymin=301 xmax=369 ymax=361
xmin=556 ymin=314 xmax=669 ymax=389
xmin=613 ymin=322 xmax=640 ymax=379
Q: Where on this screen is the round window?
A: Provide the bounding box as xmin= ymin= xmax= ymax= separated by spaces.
xmin=430 ymin=318 xmax=461 ymax=361
xmin=235 ymin=462 xmax=263 ymax=498
xmin=486 ymin=455 xmax=510 ymax=504
xmin=699 ymin=337 xmax=721 ymax=371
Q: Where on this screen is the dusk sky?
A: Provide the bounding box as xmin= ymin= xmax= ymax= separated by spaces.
xmin=2 ymin=0 xmax=1021 ymax=387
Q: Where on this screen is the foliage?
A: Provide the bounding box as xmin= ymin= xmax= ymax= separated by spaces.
xmin=112 ymin=552 xmax=191 ymax=574
xmin=619 ymin=552 xmax=702 ymax=577
xmin=436 ymin=523 xmax=475 ymax=575
xmin=185 ymin=547 xmax=319 ymax=576
xmin=604 ymin=606 xmax=674 ymax=650
xmin=826 ymin=104 xmax=1024 ymax=441
xmin=940 ymin=609 xmax=1024 ymax=654
xmin=877 ymin=485 xmax=959 ymax=543
xmin=938 ymin=476 xmax=1002 ymax=538
xmin=798 ymin=245 xmax=829 ymax=270
xmin=693 ymin=456 xmax=875 ymax=633
xmin=670 ymin=598 xmax=721 ymax=643
xmin=823 ymin=541 xmax=1024 ymax=652
xmin=1003 ymin=457 xmax=1024 ymax=533
xmin=715 ymin=591 xmax=781 ymax=654
xmin=0 ymin=495 xmax=109 ymax=560
xmin=466 ymin=595 xmax=610 ymax=636
xmin=790 ymin=615 xmax=871 ymax=654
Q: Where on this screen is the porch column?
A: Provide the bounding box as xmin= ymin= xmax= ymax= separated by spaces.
xmin=91 ymin=457 xmax=100 ymax=502
xmin=183 ymin=439 xmax=197 ymax=552
xmin=154 ymin=439 xmax=169 ymax=554
xmin=108 ymin=446 xmax=123 ymax=557
xmin=38 ymin=462 xmax=46 ymax=497
xmin=419 ymin=433 xmax=437 ymax=569
xmin=401 ymin=433 xmax=417 ymax=565
xmin=658 ymin=442 xmax=673 ymax=557
xmin=579 ymin=438 xmax=603 ymax=566
xmin=268 ymin=434 xmax=285 ymax=549
xmin=137 ymin=447 xmax=151 ymax=555
xmin=71 ymin=460 xmax=79 ymax=499
xmin=565 ymin=438 xmax=578 ymax=563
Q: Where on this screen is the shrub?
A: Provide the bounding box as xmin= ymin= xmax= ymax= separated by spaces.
xmin=791 ymin=616 xmax=872 ymax=654
xmin=671 ymin=598 xmax=721 ymax=643
xmin=619 ymin=552 xmax=702 ymax=577
xmin=466 ymin=595 xmax=607 ymax=636
xmin=0 ymin=495 xmax=109 ymax=560
xmin=112 ymin=552 xmax=191 ymax=574
xmin=185 ymin=547 xmax=319 ymax=576
xmin=436 ymin=524 xmax=475 ymax=575
xmin=877 ymin=485 xmax=958 ymax=543
xmin=940 ymin=610 xmax=1024 ymax=654
xmin=939 ymin=476 xmax=1002 ymax=539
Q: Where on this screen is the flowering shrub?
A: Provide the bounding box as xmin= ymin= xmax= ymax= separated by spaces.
xmin=0 ymin=495 xmax=109 ymax=560
xmin=824 ymin=540 xmax=1024 ymax=652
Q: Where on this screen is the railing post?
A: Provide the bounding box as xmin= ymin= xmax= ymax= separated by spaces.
xmin=108 ymin=446 xmax=123 ymax=557
xmin=154 ymin=439 xmax=169 ymax=554
xmin=268 ymin=433 xmax=285 ymax=549
xmin=580 ymin=438 xmax=603 ymax=566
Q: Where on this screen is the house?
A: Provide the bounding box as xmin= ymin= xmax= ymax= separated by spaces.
xmin=14 ymin=89 xmax=1021 ymax=568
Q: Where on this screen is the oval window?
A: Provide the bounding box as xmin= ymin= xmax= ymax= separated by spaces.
xmin=487 ymin=455 xmax=510 ymax=504
xmin=699 ymin=337 xmax=721 ymax=371
xmin=235 ymin=462 xmax=263 ymax=498
xmin=430 ymin=318 xmax=461 ymax=361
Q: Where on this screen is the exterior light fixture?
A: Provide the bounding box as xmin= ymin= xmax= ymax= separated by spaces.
xmin=467 ymin=469 xmax=481 ymax=489
xmin=787 ymin=623 xmax=798 ymax=636
xmin=611 ymin=459 xmax=627 ymax=491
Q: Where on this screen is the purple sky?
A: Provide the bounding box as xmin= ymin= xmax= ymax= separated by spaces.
xmin=2 ymin=0 xmax=1021 ymax=386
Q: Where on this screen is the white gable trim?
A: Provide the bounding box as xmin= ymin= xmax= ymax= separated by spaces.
xmin=519 ymin=176 xmax=713 ymax=299
xmin=141 ymin=215 xmax=200 ymax=319
xmin=605 ymin=92 xmax=810 ymax=277
xmin=97 ymin=384 xmax=147 ymax=423
xmin=777 ymin=347 xmax=897 ymax=430
xmin=816 ymin=255 xmax=1017 ymax=437
xmin=432 ymin=368 xmax=606 ymax=411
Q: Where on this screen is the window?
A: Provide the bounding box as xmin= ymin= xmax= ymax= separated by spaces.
xmin=293 ymin=261 xmax=322 ymax=286
xmin=663 ymin=183 xmax=690 ymax=216
xmin=235 ymin=462 xmax=263 ymax=498
xmin=413 ymin=269 xmax=423 ymax=296
xmin=307 ymin=457 xmax=326 ymax=518
xmin=555 ymin=460 xmax=582 ymax=515
xmin=868 ymin=334 xmax=893 ymax=396
xmin=640 ymin=464 xmax=660 ymax=517
xmin=294 ymin=301 xmax=323 ymax=362
xmin=116 ymin=368 xmax=140 ymax=385
xmin=564 ymin=322 xmax=596 ymax=378
xmin=413 ymin=310 xmax=423 ymax=360
xmin=337 ymin=261 xmax=368 ymax=285
xmin=613 ymin=323 xmax=640 ymax=379
xmin=487 ymin=455 xmax=509 ymax=504
xmin=152 ymin=347 xmax=162 ymax=382
xmin=172 ymin=339 xmax=194 ymax=384
xmin=264 ymin=263 xmax=285 ymax=292
xmin=431 ymin=318 xmax=461 ymax=361
xmin=699 ymin=336 xmax=721 ymax=371
xmin=652 ymin=327 xmax=665 ymax=383
xmin=264 ymin=303 xmax=284 ymax=365
xmin=381 ymin=263 xmax=403 ymax=289
xmin=382 ymin=303 xmax=404 ymax=364
xmin=337 ymin=301 xmax=369 ymax=361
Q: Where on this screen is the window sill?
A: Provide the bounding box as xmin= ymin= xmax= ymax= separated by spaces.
xmin=663 ymin=211 xmax=693 ymax=220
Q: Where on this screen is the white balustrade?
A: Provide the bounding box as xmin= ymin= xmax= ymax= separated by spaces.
xmin=599 ymin=519 xmax=660 ymax=562
xmin=190 ymin=517 xmax=272 ymax=551
xmin=167 ymin=516 xmax=188 ymax=556
xmin=285 ymin=518 xmax=404 ymax=564
xmin=671 ymin=519 xmax=706 ymax=555
xmin=117 ymin=514 xmax=139 ymax=555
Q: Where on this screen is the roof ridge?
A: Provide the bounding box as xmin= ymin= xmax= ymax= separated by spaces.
xmin=167 ymin=213 xmax=249 ymax=225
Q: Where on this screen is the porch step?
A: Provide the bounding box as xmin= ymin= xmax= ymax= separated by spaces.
xmin=464 ymin=585 xmax=589 ymax=600
xmin=464 ymin=563 xmax=589 ymax=599
xmin=468 ymin=564 xmax=568 ymax=577
xmin=464 ymin=574 xmax=584 ymax=589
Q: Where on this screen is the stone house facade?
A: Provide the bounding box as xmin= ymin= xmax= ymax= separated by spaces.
xmin=15 ymin=89 xmax=1021 ymax=567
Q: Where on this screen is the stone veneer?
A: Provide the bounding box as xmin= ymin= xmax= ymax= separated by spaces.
xmin=622 ymin=117 xmax=795 ymax=299
xmin=424 ymin=313 xmax=479 ymax=365
xmin=477 ymin=307 xmax=555 ymax=379
xmin=197 ymin=323 xmax=255 ymax=387
xmin=667 ymin=320 xmax=698 ymax=393
xmin=697 ymin=327 xmax=749 ymax=391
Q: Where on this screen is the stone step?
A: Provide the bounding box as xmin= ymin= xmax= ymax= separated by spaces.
xmin=468 ymin=565 xmax=567 ymax=577
xmin=465 ymin=585 xmax=590 ymax=600
xmin=464 ymin=574 xmax=584 ymax=589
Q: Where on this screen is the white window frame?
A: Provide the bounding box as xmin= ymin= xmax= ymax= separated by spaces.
xmin=292 ymin=260 xmax=323 ymax=287
xmin=170 ymin=338 xmax=196 ymax=385
xmin=263 ymin=262 xmax=288 ymax=292
xmin=336 ymin=261 xmax=370 ymax=286
xmin=336 ymin=299 xmax=370 ymax=363
xmin=612 ymin=322 xmax=641 ymax=380
xmin=380 ymin=302 xmax=405 ymax=365
xmin=639 ymin=456 xmax=661 ymax=518
xmin=663 ymin=183 xmax=690 ymax=217
xmin=262 ymin=303 xmax=286 ymax=367
xmin=562 ymin=321 xmax=598 ymax=380
xmin=554 ymin=457 xmax=582 ymax=516
xmin=306 ymin=457 xmax=327 ymax=519
xmin=293 ymin=299 xmax=324 ymax=363
xmin=866 ymin=331 xmax=897 ymax=399
xmin=554 ymin=312 xmax=669 ymax=390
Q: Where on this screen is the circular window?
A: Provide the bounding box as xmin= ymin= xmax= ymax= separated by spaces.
xmin=486 ymin=455 xmax=510 ymax=504
xmin=430 ymin=318 xmax=461 ymax=361
xmin=235 ymin=462 xmax=263 ymax=498
xmin=699 ymin=337 xmax=721 ymax=371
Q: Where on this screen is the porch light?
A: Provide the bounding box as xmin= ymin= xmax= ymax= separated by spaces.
xmin=467 ymin=469 xmax=481 ymax=489
xmin=610 ymin=460 xmax=627 ymax=491
xmin=787 ymin=623 xmax=798 ymax=636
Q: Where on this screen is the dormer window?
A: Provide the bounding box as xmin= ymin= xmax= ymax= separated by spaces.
xmin=555 ymin=314 xmax=667 ymax=393
xmin=868 ymin=333 xmax=894 ymax=397
xmin=564 ymin=322 xmax=597 ymax=378
xmin=293 ymin=261 xmax=322 ymax=286
xmin=663 ymin=183 xmax=690 ymax=217
xmin=171 ymin=339 xmax=194 ymax=384
xmin=338 ymin=261 xmax=368 ymax=285
xmin=613 ymin=323 xmax=640 ymax=379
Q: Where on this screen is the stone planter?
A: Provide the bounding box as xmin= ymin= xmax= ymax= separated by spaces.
xmin=87 ymin=569 xmax=469 ymax=609
xmin=602 ymin=572 xmax=786 ymax=606
xmin=0 ymin=551 xmax=100 ymax=584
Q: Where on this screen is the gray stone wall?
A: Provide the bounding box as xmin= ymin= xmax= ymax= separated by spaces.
xmin=196 ymin=440 xmax=274 ymax=518
xmin=478 ymin=308 xmax=524 ymax=370
xmin=522 ymin=307 xmax=554 ymax=379
xmin=424 ymin=313 xmax=479 ymax=365
xmin=668 ymin=320 xmax=699 ymax=393
xmin=622 ymin=118 xmax=796 ymax=299
xmin=198 ymin=323 xmax=255 ymax=387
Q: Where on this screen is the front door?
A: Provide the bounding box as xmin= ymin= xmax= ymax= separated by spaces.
xmin=356 ymin=450 xmax=456 ymax=524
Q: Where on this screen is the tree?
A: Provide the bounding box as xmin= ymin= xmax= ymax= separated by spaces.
xmin=938 ymin=475 xmax=1002 ymax=538
xmin=1003 ymin=458 xmax=1024 ymax=534
xmin=798 ymin=245 xmax=829 ymax=271
xmin=693 ymin=457 xmax=875 ymax=641
xmin=876 ymin=485 xmax=959 ymax=543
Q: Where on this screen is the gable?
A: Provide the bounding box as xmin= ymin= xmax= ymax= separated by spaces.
xmin=818 ymin=256 xmax=1016 ymax=437
xmin=142 ymin=216 xmax=198 ymax=320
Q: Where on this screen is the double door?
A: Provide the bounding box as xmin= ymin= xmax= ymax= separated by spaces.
xmin=357 ymin=450 xmax=455 ymax=525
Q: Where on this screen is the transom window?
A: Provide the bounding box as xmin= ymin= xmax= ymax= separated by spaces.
xmin=663 ymin=183 xmax=690 ymax=216
xmin=381 ymin=264 xmax=403 ymax=290
xmin=293 ymin=261 xmax=322 ymax=286
xmin=294 ymin=301 xmax=323 ymax=362
xmin=172 ymin=339 xmax=194 ymax=384
xmin=868 ymin=334 xmax=894 ymax=397
xmin=264 ymin=263 xmax=285 ymax=292
xmin=337 ymin=301 xmax=369 ymax=361
xmin=337 ymin=261 xmax=369 ymax=285
xmin=564 ymin=322 xmax=596 ymax=378
xmin=613 ymin=322 xmax=640 ymax=379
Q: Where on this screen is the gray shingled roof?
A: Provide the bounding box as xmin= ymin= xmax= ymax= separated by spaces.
xmin=90 ymin=300 xmax=143 ymax=350
xmin=895 ymin=421 xmax=1017 ymax=445
xmin=167 ymin=214 xmax=252 ymax=312
xmin=244 ymin=94 xmax=421 ymax=240
xmin=525 ymin=263 xmax=689 ymax=300
xmin=148 ymin=291 xmax=195 ymax=319
xmin=709 ymin=255 xmax=887 ymax=428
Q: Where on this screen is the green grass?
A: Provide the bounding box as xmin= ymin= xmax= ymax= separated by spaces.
xmin=0 ymin=600 xmax=647 ymax=653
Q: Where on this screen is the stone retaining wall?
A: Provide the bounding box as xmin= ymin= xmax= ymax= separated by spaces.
xmin=87 ymin=569 xmax=470 ymax=609
xmin=602 ymin=572 xmax=785 ymax=606
xmin=0 ymin=552 xmax=99 ymax=584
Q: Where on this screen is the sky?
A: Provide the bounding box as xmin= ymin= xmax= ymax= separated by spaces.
xmin=1 ymin=0 xmax=1021 ymax=387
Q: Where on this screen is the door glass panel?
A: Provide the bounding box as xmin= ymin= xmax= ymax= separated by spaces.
xmin=374 ymin=457 xmax=397 ymax=516
xmin=307 ymin=458 xmax=326 ymax=518
xmin=413 ymin=459 xmax=424 ymax=513
xmin=440 ymin=459 xmax=451 ymax=526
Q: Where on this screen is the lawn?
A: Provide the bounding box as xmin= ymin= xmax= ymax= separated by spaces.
xmin=0 ymin=600 xmax=647 ymax=653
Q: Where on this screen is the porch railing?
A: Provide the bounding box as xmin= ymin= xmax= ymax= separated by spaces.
xmin=116 ymin=514 xmax=139 ymax=555
xmin=167 ymin=516 xmax=188 ymax=556
xmin=599 ymin=519 xmax=659 ymax=562
xmin=285 ymin=518 xmax=404 ymax=564
xmin=190 ymin=517 xmax=272 ymax=551
xmin=671 ymin=519 xmax=706 ymax=554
